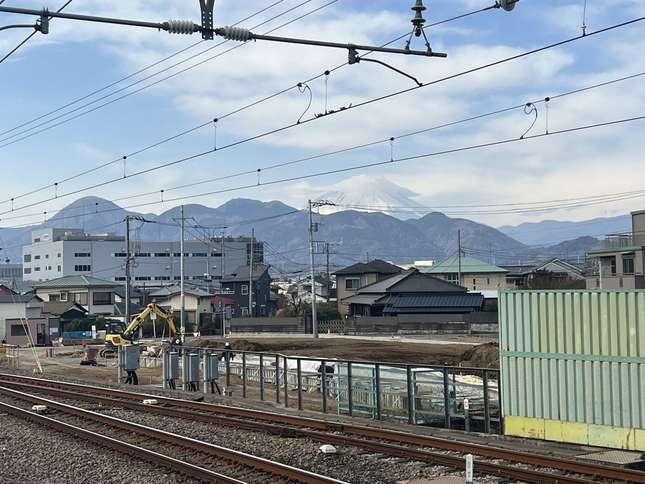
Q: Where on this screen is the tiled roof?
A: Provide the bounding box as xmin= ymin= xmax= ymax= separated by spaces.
xmin=32 ymin=275 xmax=117 ymax=289
xmin=334 ymin=259 xmax=402 ymax=276
xmin=381 ymin=293 xmax=484 ymax=313
xmin=0 ymin=294 xmax=42 ymax=304
xmin=221 ymin=264 xmax=270 ymax=283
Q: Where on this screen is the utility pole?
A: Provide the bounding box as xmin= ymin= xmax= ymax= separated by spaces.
xmin=308 ymin=200 xmax=318 ymax=338
xmin=220 ymin=230 xmax=225 ymax=280
xmin=326 ymin=242 xmax=331 ymax=303
xmin=249 ymin=228 xmax=254 ymax=318
xmin=124 ymin=216 xmax=131 ymax=328
xmin=457 ymin=230 xmax=462 ymax=287
xmin=180 ymin=205 xmax=185 ymax=341
xmin=598 ymin=258 xmax=603 ymax=289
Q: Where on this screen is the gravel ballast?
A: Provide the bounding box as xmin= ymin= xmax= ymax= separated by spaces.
xmin=0 ymin=413 xmax=196 ymax=484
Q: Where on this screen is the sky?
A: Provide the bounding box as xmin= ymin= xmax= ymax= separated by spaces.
xmin=1 ymin=0 xmax=645 ymax=230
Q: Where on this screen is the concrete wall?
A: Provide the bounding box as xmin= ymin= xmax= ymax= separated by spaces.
xmin=348 ymin=313 xmax=498 ymax=334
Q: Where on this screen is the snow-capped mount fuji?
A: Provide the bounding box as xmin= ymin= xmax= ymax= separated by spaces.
xmin=316 ymin=175 xmax=428 ymax=219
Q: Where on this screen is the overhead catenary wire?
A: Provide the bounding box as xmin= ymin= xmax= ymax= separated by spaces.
xmin=2 ymin=110 xmax=645 ymax=234
xmin=0 ymin=0 xmax=73 ymax=65
xmin=0 ymin=1 xmax=502 ymax=206
xmin=0 ymin=0 xmax=287 ymax=135
xmin=3 ymin=61 xmax=645 ymax=224
xmin=0 ymin=0 xmax=329 ymax=151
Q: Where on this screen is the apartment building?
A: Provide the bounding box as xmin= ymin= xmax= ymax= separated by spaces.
xmin=22 ymin=228 xmax=263 ymax=287
xmin=586 ymin=210 xmax=645 ymax=289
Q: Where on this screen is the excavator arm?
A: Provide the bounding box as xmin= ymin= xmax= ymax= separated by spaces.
xmin=121 ymin=303 xmax=177 ymax=341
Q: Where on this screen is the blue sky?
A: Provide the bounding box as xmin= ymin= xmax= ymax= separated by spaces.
xmin=1 ymin=0 xmax=645 ymax=228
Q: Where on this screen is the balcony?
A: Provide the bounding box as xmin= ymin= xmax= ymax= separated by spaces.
xmin=603 ymin=234 xmax=633 ymax=249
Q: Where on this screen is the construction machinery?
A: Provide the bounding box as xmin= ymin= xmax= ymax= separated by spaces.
xmin=100 ymin=303 xmax=181 ymax=358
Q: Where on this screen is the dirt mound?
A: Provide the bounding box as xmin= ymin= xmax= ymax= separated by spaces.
xmin=187 ymin=339 xmax=268 ymax=352
xmin=460 ymin=342 xmax=499 ymax=368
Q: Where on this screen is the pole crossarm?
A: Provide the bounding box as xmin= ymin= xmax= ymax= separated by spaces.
xmin=0 ymin=5 xmax=448 ymax=57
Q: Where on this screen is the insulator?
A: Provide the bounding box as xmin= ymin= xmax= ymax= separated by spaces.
xmin=166 ymin=20 xmax=196 ymax=35
xmin=220 ymin=26 xmax=253 ymax=42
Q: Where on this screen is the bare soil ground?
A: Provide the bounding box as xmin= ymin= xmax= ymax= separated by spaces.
xmin=188 ymin=337 xmax=500 ymax=368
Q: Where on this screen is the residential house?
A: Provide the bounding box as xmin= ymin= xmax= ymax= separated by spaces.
xmin=290 ymin=274 xmax=332 ymax=304
xmin=586 ymin=210 xmax=645 ymax=289
xmin=504 ymin=258 xmax=585 ymax=289
xmin=149 ymin=285 xmax=212 ymax=325
xmin=220 ymin=264 xmax=273 ymax=317
xmin=341 ymin=269 xmax=484 ymax=317
xmin=335 ymin=260 xmax=403 ymax=317
xmin=421 ymin=256 xmax=508 ymax=293
xmin=32 ymin=275 xmax=119 ymax=315
xmin=0 ymin=294 xmax=60 ymax=346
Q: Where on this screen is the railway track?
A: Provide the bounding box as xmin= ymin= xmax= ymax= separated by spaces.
xmin=0 ymin=386 xmax=345 ymax=484
xmin=1 ymin=373 xmax=644 ymax=483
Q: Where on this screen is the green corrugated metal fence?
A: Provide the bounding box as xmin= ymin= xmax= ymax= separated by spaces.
xmin=499 ymin=290 xmax=645 ymax=429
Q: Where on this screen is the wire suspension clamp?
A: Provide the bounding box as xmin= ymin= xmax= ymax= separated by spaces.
xmin=199 ymin=0 xmax=215 ymax=40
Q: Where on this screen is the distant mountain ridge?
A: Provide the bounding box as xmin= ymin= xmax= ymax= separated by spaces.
xmin=499 ymin=214 xmax=631 ymax=246
xmin=0 ymin=196 xmax=603 ymax=271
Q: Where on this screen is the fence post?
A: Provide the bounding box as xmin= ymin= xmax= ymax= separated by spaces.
xmin=483 ymin=369 xmax=490 ymax=433
xmin=225 ymin=350 xmax=231 ymax=392
xmin=321 ymin=359 xmax=327 ymax=413
xmin=406 ymin=365 xmax=414 ymax=425
xmin=297 ymin=358 xmax=303 ymax=411
xmin=283 ymin=356 xmax=288 ymax=407
xmin=242 ymin=353 xmax=247 ymax=399
xmin=464 ymin=398 xmax=470 ymax=432
xmin=347 ymin=361 xmax=353 ymax=417
xmin=275 ymin=354 xmax=280 ymax=404
xmin=443 ymin=366 xmax=451 ymax=429
xmin=259 ymin=353 xmax=264 ymax=401
xmin=375 ymin=363 xmax=381 ymax=420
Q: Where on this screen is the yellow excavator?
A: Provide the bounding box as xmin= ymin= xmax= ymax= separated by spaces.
xmin=100 ymin=303 xmax=181 ymax=358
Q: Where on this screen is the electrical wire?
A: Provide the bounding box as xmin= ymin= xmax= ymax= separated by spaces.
xmin=0 ymin=0 xmax=73 ymax=65
xmin=0 ymin=1 xmax=500 ymax=205
xmin=0 ymin=0 xmax=329 ymax=150
xmin=3 ymin=64 xmax=645 ymax=223
xmin=0 ymin=0 xmax=287 ymax=137
xmin=2 ymin=110 xmax=644 ymax=233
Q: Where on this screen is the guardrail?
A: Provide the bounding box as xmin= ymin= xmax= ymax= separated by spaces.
xmin=171 ymin=346 xmax=501 ymax=434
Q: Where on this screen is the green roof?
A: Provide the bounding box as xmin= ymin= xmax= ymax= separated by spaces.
xmin=422 ymin=256 xmax=508 ymax=275
xmin=32 ymin=275 xmax=118 ymax=289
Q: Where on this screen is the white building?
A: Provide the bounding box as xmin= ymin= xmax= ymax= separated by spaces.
xmin=22 ymin=228 xmax=263 ymax=287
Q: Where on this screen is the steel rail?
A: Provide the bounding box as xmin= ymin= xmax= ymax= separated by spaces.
xmin=1 ymin=374 xmax=642 ymax=483
xmin=0 ymin=385 xmax=345 ymax=484
xmin=3 ymin=377 xmax=641 ymax=483
xmin=0 ymin=399 xmax=244 ymax=484
xmin=0 ymin=383 xmax=589 ymax=484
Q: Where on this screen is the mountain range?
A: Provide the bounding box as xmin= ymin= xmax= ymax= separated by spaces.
xmin=0 ymin=195 xmax=607 ymax=272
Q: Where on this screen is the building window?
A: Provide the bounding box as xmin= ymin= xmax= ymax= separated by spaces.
xmin=45 ymin=254 xmax=49 ymax=259
xmin=23 ymin=268 xmax=31 ymax=274
xmin=93 ymin=292 xmax=112 ymax=305
xmin=114 ymin=277 xmax=126 ymax=281
xmin=34 ymin=267 xmax=41 ymax=272
xmin=57 ymin=253 xmax=61 ymax=258
xmin=23 ymin=254 xmax=31 ymax=263
xmin=72 ymin=293 xmax=88 ymax=305
xmin=34 ymin=238 xmax=40 ymax=243
xmin=74 ymin=252 xmax=91 ymax=257
xmin=345 ymin=278 xmax=360 ymax=290
xmin=241 ymin=284 xmax=249 ymax=295
xmin=154 ymin=253 xmax=170 ymax=257
xmin=135 ymin=276 xmax=151 ymax=281
xmin=174 ymin=276 xmax=181 ymax=281
xmin=610 ymin=257 xmax=617 ymax=276
xmin=114 ymin=252 xmax=127 ymax=257
xmin=211 ymin=252 xmax=222 ymax=257
xmin=154 ymin=276 xmax=170 ymax=281
xmin=135 ymin=253 xmax=150 ymax=257
xmin=10 ymin=325 xmax=27 ymax=336
xmin=192 ymin=253 xmax=207 ymax=257
xmin=487 ymin=277 xmax=490 ymax=285
xmin=622 ymin=255 xmax=635 ymax=275
xmin=74 ymin=265 xmax=91 ymax=272
xmin=445 ymin=273 xmax=459 ymax=284
xmin=34 ymin=255 xmax=41 ymax=260
xmin=50 ymin=294 xmax=60 ymax=302
xmin=57 ymin=265 xmax=61 ymax=272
